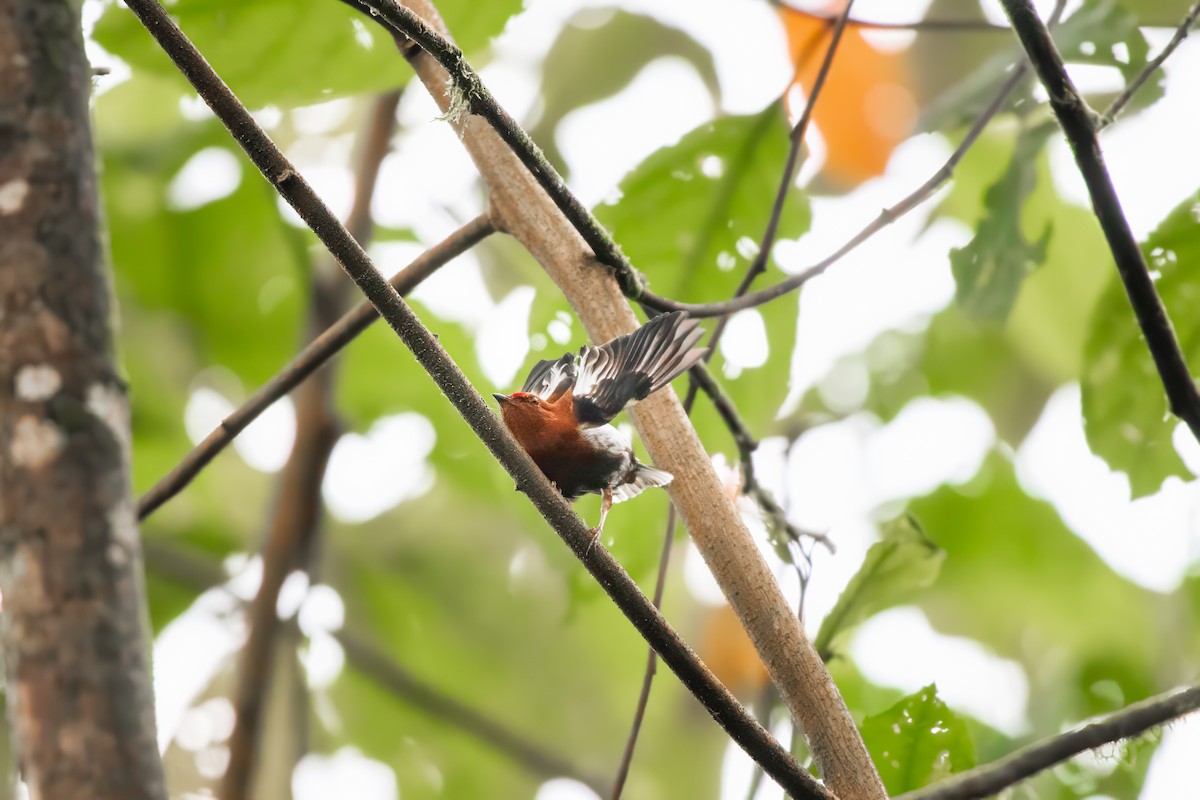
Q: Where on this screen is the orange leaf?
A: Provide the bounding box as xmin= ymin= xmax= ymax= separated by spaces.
xmin=778 ymin=4 xmax=916 ymax=187
xmin=700 ymin=604 xmax=769 ymax=696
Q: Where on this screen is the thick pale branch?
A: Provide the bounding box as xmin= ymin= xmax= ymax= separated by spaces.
xmin=366 ymin=1 xmax=883 ymax=797
xmin=137 ymin=215 xmax=493 ymax=520
xmin=118 ymin=2 xmax=825 ymax=796
xmin=999 ymin=0 xmax=1200 ymax=443
xmin=899 ymin=683 xmax=1200 ymax=800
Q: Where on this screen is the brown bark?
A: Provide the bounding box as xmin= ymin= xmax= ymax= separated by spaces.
xmin=0 ymin=2 xmax=166 ymax=799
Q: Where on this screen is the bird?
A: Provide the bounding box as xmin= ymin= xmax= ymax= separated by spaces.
xmin=494 ymin=311 xmax=706 ymax=547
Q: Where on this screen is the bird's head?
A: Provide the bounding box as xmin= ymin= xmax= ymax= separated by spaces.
xmin=493 ymin=391 xmax=554 ymax=428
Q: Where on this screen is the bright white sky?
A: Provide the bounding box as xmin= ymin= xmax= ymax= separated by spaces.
xmin=82 ymin=0 xmax=1200 ymax=796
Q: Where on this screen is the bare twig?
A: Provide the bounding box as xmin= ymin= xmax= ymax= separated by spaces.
xmin=690 ymin=364 xmax=833 ymax=554
xmin=137 ymin=215 xmax=493 ymax=520
xmin=139 ymin=540 xmax=608 ymax=794
xmin=222 ymin=92 xmax=400 ymax=800
xmin=899 ymin=683 xmax=1200 ymax=800
xmin=118 ymin=3 xmax=827 ymax=795
xmin=1099 ymin=1 xmax=1200 ymax=128
xmin=999 ymin=0 xmax=1200 ymax=443
xmin=635 ymin=58 xmax=1027 ymax=319
xmin=609 ymin=509 xmax=677 ymax=799
xmin=750 ymin=0 xmax=856 ymax=287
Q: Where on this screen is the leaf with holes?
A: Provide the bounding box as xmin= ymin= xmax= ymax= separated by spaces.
xmin=1056 ymin=0 xmax=1161 ymax=109
xmin=594 ymin=106 xmax=810 ymax=438
xmin=1082 ymin=189 xmax=1200 ymax=497
xmin=813 ymin=515 xmax=943 ymax=661
xmin=950 ymin=123 xmax=1054 ymax=321
xmin=862 ymin=685 xmax=975 ymax=793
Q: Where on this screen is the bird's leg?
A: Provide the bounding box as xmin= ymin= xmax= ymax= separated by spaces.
xmin=586 ymin=488 xmax=613 ymax=557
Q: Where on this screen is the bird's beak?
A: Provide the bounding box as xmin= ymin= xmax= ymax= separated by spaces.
xmin=493 ymin=393 xmax=510 ymax=405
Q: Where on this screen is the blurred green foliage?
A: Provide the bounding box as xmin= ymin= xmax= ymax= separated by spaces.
xmin=81 ymin=0 xmax=1200 ymax=797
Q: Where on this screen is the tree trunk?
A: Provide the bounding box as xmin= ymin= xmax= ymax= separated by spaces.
xmin=0 ymin=2 xmax=167 ymax=798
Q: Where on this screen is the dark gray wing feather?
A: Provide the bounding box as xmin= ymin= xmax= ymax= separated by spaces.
xmin=573 ymin=311 xmax=706 ymax=426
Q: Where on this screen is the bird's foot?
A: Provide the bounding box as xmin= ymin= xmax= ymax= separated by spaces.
xmin=585 ymin=526 xmax=603 ymax=557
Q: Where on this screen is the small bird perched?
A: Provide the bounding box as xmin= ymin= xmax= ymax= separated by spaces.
xmin=495 ymin=311 xmax=706 ymax=543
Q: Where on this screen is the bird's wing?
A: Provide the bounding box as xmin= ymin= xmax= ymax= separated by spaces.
xmin=520 ymin=353 xmax=577 ymax=401
xmin=572 ymin=311 xmax=706 ymax=426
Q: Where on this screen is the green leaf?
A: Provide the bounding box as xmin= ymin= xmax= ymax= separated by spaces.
xmin=1082 ymin=188 xmax=1200 ymax=497
xmin=1055 ymin=0 xmax=1160 ymax=110
xmin=94 ymin=0 xmax=523 ymax=108
xmin=950 ymin=123 xmax=1054 ymax=320
xmin=595 ymin=105 xmax=808 ymax=304
xmin=917 ymin=0 xmax=1159 ymax=133
xmin=594 ymin=106 xmax=810 ymax=437
xmin=814 ymin=515 xmax=944 ymax=660
xmin=862 ymin=685 xmax=976 ymax=793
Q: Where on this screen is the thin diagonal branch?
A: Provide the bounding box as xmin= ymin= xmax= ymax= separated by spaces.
xmin=609 ymin=508 xmax=677 ymax=800
xmin=999 ymin=0 xmax=1200 ymax=443
xmin=1099 ymin=1 xmax=1200 ymax=128
xmin=636 ymin=0 xmax=1090 ymax=319
xmin=690 ymin=364 xmax=833 ymax=554
xmin=636 ymin=60 xmax=1027 ymax=318
xmin=118 ymin=3 xmax=827 ymax=796
xmin=137 ymin=214 xmax=493 ymax=520
xmin=140 ymin=540 xmax=608 ymax=794
xmin=750 ymin=0 xmax=856 ymax=286
xmin=898 ymin=682 xmax=1200 ymax=800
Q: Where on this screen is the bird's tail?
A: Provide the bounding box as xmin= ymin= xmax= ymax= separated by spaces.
xmin=612 ymin=464 xmax=673 ymax=503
